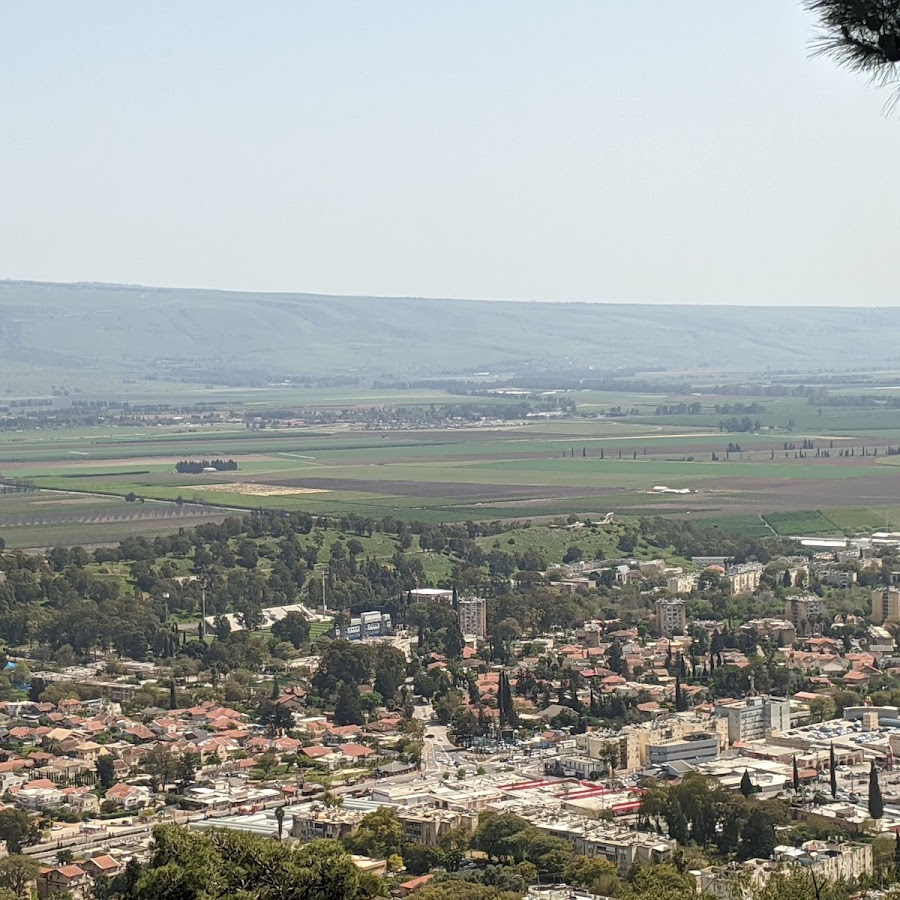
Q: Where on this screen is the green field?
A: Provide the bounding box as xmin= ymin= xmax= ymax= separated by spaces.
xmin=5 ymin=377 xmax=900 ymax=547
xmin=691 ymin=514 xmax=774 ymax=538
xmin=761 ymin=510 xmax=839 ymax=536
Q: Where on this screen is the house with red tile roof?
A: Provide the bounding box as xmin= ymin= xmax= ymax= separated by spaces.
xmin=104 ymin=782 xmax=151 ymax=809
xmin=81 ymin=854 xmax=122 ymax=878
xmin=398 ymin=874 xmax=433 ymax=895
xmin=300 ymin=744 xmax=334 ymax=760
xmin=38 ymin=864 xmax=90 ymax=899
xmin=339 ymin=743 xmax=375 ymax=760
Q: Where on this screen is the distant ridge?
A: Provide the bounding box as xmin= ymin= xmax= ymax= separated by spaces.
xmin=0 ymin=280 xmax=897 ymax=390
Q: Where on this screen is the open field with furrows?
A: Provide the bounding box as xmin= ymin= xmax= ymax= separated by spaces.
xmin=0 ymin=490 xmax=228 ymax=549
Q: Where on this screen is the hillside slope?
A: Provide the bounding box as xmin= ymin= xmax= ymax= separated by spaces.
xmin=1 ymin=280 xmax=897 ymax=388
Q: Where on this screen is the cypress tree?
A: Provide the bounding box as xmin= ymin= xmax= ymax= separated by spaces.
xmin=169 ymin=681 xmax=177 ymax=711
xmin=675 ymin=674 xmax=687 ymax=712
xmin=793 ymin=756 xmax=800 ymax=793
xmin=830 ymin=744 xmax=837 ymax=799
xmin=740 ymin=769 xmax=753 ymax=797
xmin=506 ymin=672 xmax=516 ymax=726
xmin=445 ymin=619 xmax=465 ymax=660
xmin=499 ymin=671 xmax=517 ymax=728
xmin=869 ymin=761 xmax=884 ymax=820
xmin=334 ymin=680 xmax=364 ymax=727
xmin=271 ymin=676 xmax=280 ymax=700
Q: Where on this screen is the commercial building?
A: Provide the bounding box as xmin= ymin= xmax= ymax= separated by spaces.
xmin=339 ymin=611 xmax=392 ymax=641
xmin=574 ymin=713 xmax=729 ymax=773
xmin=407 ymin=588 xmax=454 ymax=603
xmin=715 ymin=696 xmax=791 ymax=744
xmin=784 ymin=594 xmax=822 ymax=636
xmin=458 ymin=597 xmax=487 ymax=641
xmin=655 ymin=598 xmax=687 ymax=637
xmin=647 ymin=732 xmax=719 ymax=767
xmin=872 ymin=587 xmax=900 ymax=624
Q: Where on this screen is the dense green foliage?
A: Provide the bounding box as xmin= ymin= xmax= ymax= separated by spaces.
xmin=101 ymin=825 xmax=382 ymax=900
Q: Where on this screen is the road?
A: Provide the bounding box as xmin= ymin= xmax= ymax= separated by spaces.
xmin=408 ymin=704 xmax=458 ymax=773
xmin=423 ymin=723 xmax=457 ymax=773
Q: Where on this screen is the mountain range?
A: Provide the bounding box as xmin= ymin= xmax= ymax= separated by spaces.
xmin=1 ymin=280 xmax=896 ymax=390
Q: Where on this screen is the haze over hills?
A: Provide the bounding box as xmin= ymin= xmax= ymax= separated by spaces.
xmin=2 ymin=280 xmax=899 ymax=390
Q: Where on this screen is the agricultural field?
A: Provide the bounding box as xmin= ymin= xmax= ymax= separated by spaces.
xmin=0 ymin=490 xmax=227 ymax=550
xmin=5 ymin=379 xmax=900 ymax=545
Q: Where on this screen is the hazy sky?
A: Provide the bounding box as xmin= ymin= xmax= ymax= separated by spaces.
xmin=3 ymin=2 xmax=900 ymax=306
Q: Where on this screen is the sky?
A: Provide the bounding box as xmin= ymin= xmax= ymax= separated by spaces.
xmin=2 ymin=2 xmax=900 ymax=306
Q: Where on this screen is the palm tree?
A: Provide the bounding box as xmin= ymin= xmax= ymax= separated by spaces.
xmin=275 ymin=805 xmax=285 ymax=841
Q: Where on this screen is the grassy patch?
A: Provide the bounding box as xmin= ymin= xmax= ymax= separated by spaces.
xmin=820 ymin=507 xmax=887 ymax=533
xmin=691 ymin=514 xmax=773 ymax=538
xmin=762 ymin=510 xmax=838 ymax=536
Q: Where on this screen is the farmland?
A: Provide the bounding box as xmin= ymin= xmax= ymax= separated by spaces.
xmin=4 ymin=375 xmax=900 ymax=548
xmin=0 ymin=490 xmax=227 ymax=550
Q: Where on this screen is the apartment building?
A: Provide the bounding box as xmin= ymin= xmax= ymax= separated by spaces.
xmin=726 ymin=563 xmax=763 ymax=595
xmin=291 ymin=807 xmax=364 ymax=841
xmin=741 ymin=618 xmax=796 ymax=647
xmin=458 ymin=597 xmax=487 ymax=641
xmin=773 ymin=842 xmax=872 ymax=883
xmin=655 ymin=597 xmax=687 ymax=637
xmin=399 ymin=808 xmax=477 ymax=845
xmin=784 ymin=594 xmax=822 ymax=635
xmin=816 ymin=567 xmax=857 ymax=588
xmin=867 ymin=625 xmax=896 ymax=657
xmin=694 ymin=842 xmax=872 ymax=900
xmin=37 ymin=866 xmax=92 ymax=900
xmin=872 ymin=587 xmax=900 ymax=624
xmin=529 ymin=815 xmax=675 ymax=873
xmin=666 ymin=574 xmax=697 ymax=595
xmin=715 ymin=696 xmax=791 ymax=744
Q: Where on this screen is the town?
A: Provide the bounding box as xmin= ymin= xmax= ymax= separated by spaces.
xmin=0 ymin=510 xmax=896 ymax=900
xmin=5 ymin=0 xmax=900 ymax=897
